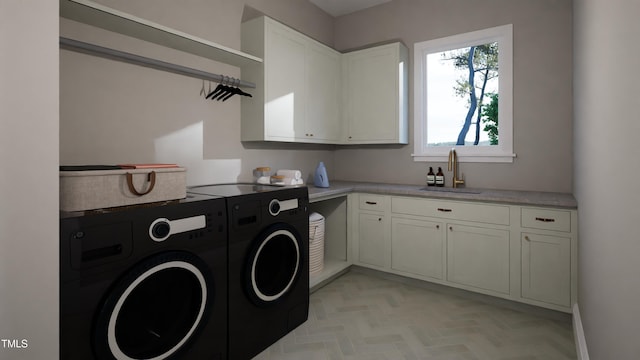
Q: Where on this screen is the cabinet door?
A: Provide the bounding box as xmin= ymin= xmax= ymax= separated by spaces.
xmin=264 ymin=23 xmax=306 ymax=140
xmin=306 ymin=43 xmax=340 ymax=142
xmin=391 ymin=217 xmax=444 ymax=280
xmin=521 ymin=232 xmax=571 ymax=307
xmin=343 ymin=44 xmax=405 ymax=143
xmin=357 ymin=213 xmax=386 ymax=268
xmin=447 ymin=224 xmax=510 ymax=294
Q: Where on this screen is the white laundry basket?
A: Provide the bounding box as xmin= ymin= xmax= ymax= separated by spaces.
xmin=309 ymin=212 xmax=325 ymax=275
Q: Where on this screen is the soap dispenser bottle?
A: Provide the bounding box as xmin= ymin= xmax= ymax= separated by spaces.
xmin=427 ymin=167 xmax=436 ymax=186
xmin=435 ymin=167 xmax=445 ymax=187
xmin=313 ymin=161 xmax=330 ymax=188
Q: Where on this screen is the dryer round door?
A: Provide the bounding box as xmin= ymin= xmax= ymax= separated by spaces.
xmin=93 ymin=251 xmax=213 ymax=360
xmin=245 ymin=223 xmax=303 ymax=306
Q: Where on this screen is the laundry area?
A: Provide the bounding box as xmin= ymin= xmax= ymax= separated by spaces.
xmin=3 ymin=0 xmax=640 ymax=359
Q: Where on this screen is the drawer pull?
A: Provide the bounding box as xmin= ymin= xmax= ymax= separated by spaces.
xmin=525 ymin=235 xmax=530 ymax=241
xmin=365 ymin=201 xmax=378 ymax=205
xmin=535 ymin=217 xmax=555 ymax=223
xmin=437 ymin=208 xmax=452 ymax=212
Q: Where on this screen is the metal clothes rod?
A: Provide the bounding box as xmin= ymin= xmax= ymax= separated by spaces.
xmin=60 ymin=37 xmax=256 ymax=89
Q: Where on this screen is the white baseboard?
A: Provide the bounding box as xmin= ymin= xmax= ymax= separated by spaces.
xmin=573 ymin=303 xmax=590 ymax=360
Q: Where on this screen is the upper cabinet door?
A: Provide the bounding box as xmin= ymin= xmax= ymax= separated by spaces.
xmin=264 ymin=22 xmax=307 ymax=141
xmin=241 ymin=17 xmax=340 ymax=143
xmin=343 ymin=43 xmax=409 ymax=144
xmin=306 ymin=42 xmax=341 ymax=142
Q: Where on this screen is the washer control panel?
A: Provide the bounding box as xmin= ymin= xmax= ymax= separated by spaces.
xmin=149 ymin=215 xmax=206 ymax=242
xmin=268 ymin=198 xmax=299 ymax=216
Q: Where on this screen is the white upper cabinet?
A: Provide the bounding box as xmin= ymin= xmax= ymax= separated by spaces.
xmin=264 ymin=21 xmax=307 ymax=141
xmin=306 ymin=42 xmax=342 ymax=142
xmin=342 ymin=43 xmax=409 ymax=144
xmin=241 ymin=16 xmax=408 ymax=145
xmin=241 ymin=16 xmax=341 ymax=143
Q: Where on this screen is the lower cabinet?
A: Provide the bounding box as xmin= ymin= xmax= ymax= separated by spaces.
xmin=352 ymin=194 xmax=577 ymax=313
xmin=519 ymin=206 xmax=575 ymax=309
xmin=391 ymin=217 xmax=444 ymax=280
xmin=447 ymin=224 xmax=510 ymax=294
xmin=521 ymin=232 xmax=572 ymax=307
xmin=357 ymin=212 xmax=387 ymax=268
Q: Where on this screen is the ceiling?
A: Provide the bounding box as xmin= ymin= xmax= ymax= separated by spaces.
xmin=309 ymin=0 xmax=393 ymax=17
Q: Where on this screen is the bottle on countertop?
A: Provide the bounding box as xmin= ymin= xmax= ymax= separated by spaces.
xmin=426 ymin=167 xmax=436 ymax=186
xmin=313 ymin=161 xmax=330 ymax=188
xmin=435 ymin=167 xmax=445 ymax=187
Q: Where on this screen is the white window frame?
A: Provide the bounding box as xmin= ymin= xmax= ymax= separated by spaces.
xmin=413 ymin=24 xmax=514 ymax=163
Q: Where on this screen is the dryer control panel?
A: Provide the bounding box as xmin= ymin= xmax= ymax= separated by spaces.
xmin=149 ymin=216 xmax=206 ymax=242
xmin=268 ymin=198 xmax=299 ymax=216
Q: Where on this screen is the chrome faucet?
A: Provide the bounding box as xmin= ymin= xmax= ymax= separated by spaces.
xmin=448 ymin=148 xmax=465 ymax=188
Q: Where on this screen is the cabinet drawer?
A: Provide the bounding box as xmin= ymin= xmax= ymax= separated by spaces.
xmin=359 ymin=195 xmax=386 ymax=212
xmin=391 ymin=197 xmax=509 ymax=225
xmin=521 ymin=208 xmax=571 ymax=232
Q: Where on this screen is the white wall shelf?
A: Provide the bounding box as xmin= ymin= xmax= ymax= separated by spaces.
xmin=60 ymin=0 xmax=263 ymax=67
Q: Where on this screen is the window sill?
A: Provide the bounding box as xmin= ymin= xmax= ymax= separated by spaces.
xmin=412 ymin=153 xmax=516 ymax=163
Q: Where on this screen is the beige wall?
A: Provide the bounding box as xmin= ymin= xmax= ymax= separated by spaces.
xmin=0 ymin=1 xmax=584 ymax=357
xmin=574 ymin=0 xmax=640 ymax=358
xmin=61 ymin=0 xmax=336 ymax=185
xmin=61 ymin=0 xmax=573 ymax=193
xmin=332 ymin=0 xmax=573 ymax=192
xmin=1 ymin=1 xmax=59 ymax=359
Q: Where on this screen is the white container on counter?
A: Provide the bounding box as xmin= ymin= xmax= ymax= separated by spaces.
xmin=253 ymin=167 xmax=272 ymax=184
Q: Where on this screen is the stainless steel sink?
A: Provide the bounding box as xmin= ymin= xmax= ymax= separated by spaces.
xmin=419 ymin=187 xmax=483 ymax=194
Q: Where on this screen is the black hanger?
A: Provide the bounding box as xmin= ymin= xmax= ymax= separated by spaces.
xmin=213 ymin=77 xmax=233 ymax=100
xmin=220 ymin=78 xmax=240 ymax=101
xmin=206 ymin=76 xmax=227 ymax=99
xmin=204 ymin=77 xmax=252 ymax=101
xmin=213 ymin=85 xmax=231 ymax=100
xmin=222 ymin=84 xmax=253 ymax=101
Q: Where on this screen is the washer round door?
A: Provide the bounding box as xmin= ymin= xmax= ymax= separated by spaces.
xmin=245 ymin=223 xmax=303 ymax=306
xmin=93 ymin=251 xmax=213 ymax=360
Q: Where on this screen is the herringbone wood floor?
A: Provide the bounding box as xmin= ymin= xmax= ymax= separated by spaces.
xmin=255 ymin=268 xmax=576 ymax=360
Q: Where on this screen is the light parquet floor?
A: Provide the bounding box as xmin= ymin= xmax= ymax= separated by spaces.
xmin=254 ymin=269 xmax=576 ymax=360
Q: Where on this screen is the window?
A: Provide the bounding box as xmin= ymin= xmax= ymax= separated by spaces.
xmin=413 ymin=24 xmax=514 ymax=163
